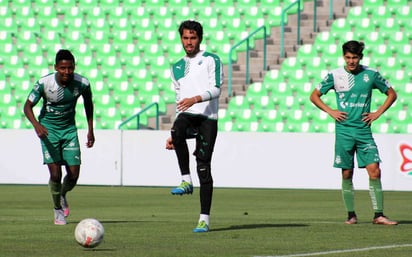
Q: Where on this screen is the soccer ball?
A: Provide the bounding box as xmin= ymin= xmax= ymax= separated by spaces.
xmin=74 ymin=218 xmax=104 ymax=248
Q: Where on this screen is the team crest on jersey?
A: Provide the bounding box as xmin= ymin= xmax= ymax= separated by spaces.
xmin=73 ymin=87 xmax=80 ymax=97
xmin=363 ymin=74 xmax=369 ymax=83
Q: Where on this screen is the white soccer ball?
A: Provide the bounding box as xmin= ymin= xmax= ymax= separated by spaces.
xmin=74 ymin=218 xmax=104 ymax=248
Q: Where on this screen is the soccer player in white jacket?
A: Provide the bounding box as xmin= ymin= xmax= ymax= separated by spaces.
xmin=166 ymin=20 xmax=224 ymax=233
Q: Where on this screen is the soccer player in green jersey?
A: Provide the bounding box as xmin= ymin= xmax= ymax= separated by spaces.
xmin=24 ymin=49 xmax=95 ymax=225
xmin=310 ymin=40 xmax=398 ymax=225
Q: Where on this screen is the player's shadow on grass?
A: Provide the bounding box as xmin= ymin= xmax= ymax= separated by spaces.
xmin=213 ymin=223 xmax=308 ymax=232
xmin=396 ymin=220 xmax=412 ymax=225
xmin=72 ymin=220 xmax=149 ymax=224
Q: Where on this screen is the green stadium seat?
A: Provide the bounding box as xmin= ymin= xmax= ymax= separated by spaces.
xmin=299 ymin=57 xmax=326 ymax=74
xmin=287 ymin=69 xmax=311 ymax=92
xmin=227 ymin=95 xmax=249 ymax=111
xmin=259 ymin=109 xmax=282 ymax=124
xmin=387 ymin=31 xmax=410 ymax=46
xmin=259 ymin=0 xmax=281 ymax=8
xmin=335 ymin=31 xmax=355 ymax=45
xmin=248 ymin=95 xmax=274 ymax=111
xmin=365 ymin=5 xmax=391 ymax=18
xmin=246 ymin=82 xmax=267 ymax=97
xmin=269 ymin=82 xmax=292 ymax=101
xmin=79 ymin=0 xmax=100 ymax=9
xmin=386 ymin=0 xmax=410 ymax=10
xmin=12 ymin=5 xmax=33 ymax=17
xmin=396 ymin=5 xmax=411 ymax=21
xmin=363 ymin=31 xmax=385 ymax=46
xmin=191 ymin=0 xmax=211 ymax=8
xmin=34 ymin=5 xmax=57 ymax=19
xmin=362 ymin=0 xmax=384 ymax=6
xmin=231 ymin=109 xmax=258 ymax=123
xmin=296 ymin=44 xmax=318 ymax=58
xmin=172 ymin=6 xmax=196 ymax=20
xmin=255 ymin=122 xmax=276 ymax=132
xmin=263 ymin=69 xmax=284 ymax=85
xmin=122 ymin=0 xmax=145 ymax=6
xmin=314 ymin=31 xmax=336 ymax=48
xmin=352 ymin=18 xmax=376 ymax=35
xmin=0 ymin=5 xmax=12 ymax=17
xmin=372 ymin=122 xmax=391 ymax=133
xmin=346 ymin=6 xmax=368 ymax=20
xmin=236 ymin=0 xmax=257 ymax=8
xmin=263 ymin=6 xmax=283 ymax=27
xmin=375 ymin=18 xmax=401 ymax=34
xmin=282 ymin=0 xmax=304 ymax=14
xmin=63 ymin=17 xmax=88 ymax=32
xmin=330 ymin=18 xmax=352 ymax=34
xmin=218 ymin=108 xmax=231 ymax=122
xmin=368 ymin=43 xmax=392 ymax=58
xmin=40 ymin=18 xmax=65 ymax=34
xmin=99 ymin=0 xmax=121 ymax=8
xmin=219 ymin=120 xmax=234 ymax=132
xmin=294 ymin=82 xmax=314 ymax=96
xmin=308 ymin=122 xmax=335 ymax=133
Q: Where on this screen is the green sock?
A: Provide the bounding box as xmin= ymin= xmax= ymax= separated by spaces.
xmin=48 ymin=180 xmax=62 ymax=209
xmin=342 ymin=179 xmax=355 ymax=212
xmin=369 ymin=178 xmax=384 ymax=213
xmin=61 ymin=175 xmax=77 ymax=196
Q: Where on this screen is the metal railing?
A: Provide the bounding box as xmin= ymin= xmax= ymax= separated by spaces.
xmin=227 ymin=26 xmax=267 ymax=97
xmin=280 ymin=0 xmax=301 ymax=58
xmin=118 ymin=102 xmax=159 ymax=130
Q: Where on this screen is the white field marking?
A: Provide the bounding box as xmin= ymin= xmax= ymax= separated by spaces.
xmin=253 ymin=244 xmax=412 ymax=257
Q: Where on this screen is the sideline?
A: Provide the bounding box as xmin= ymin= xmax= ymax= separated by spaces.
xmin=254 ymin=244 xmax=412 ymax=257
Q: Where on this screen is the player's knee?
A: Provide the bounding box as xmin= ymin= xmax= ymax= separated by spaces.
xmin=197 ymin=164 xmax=213 ymax=185
xmin=171 ymin=122 xmax=188 ymax=145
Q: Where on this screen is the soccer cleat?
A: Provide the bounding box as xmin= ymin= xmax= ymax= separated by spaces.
xmin=344 ymin=216 xmax=358 ymax=225
xmin=61 ymin=195 xmax=70 ymax=217
xmin=171 ymin=181 xmax=193 ymax=195
xmin=373 ymin=216 xmax=398 ymax=225
xmin=193 ymin=220 xmax=209 ymax=233
xmin=54 ymin=208 xmax=67 ymax=225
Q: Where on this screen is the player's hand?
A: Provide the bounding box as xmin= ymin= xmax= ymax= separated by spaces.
xmin=177 ymin=97 xmax=197 ymax=112
xmin=34 ymin=123 xmax=48 ymax=138
xmin=362 ymin=112 xmax=380 ymax=125
xmin=86 ymin=132 xmax=95 ymax=148
xmin=329 ymin=110 xmax=347 ymax=122
xmin=165 ymin=137 xmax=174 ymax=150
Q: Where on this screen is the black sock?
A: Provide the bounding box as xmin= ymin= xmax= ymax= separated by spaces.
xmin=374 ymin=212 xmax=384 ymax=219
xmin=348 ymin=211 xmax=357 ymax=219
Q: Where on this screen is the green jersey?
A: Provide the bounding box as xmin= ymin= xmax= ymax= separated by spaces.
xmin=317 ymin=65 xmax=391 ymax=130
xmin=27 ymin=72 xmax=92 ymax=129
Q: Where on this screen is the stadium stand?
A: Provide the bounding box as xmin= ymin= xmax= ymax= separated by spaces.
xmin=0 ymin=0 xmax=411 ymax=133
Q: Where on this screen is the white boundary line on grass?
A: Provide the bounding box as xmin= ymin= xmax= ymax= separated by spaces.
xmin=254 ymin=244 xmax=412 ymax=257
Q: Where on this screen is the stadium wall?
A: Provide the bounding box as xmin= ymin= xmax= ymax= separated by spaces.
xmin=1 ymin=129 xmax=411 ymax=191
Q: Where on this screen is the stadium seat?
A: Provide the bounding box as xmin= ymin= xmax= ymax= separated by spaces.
xmin=259 ymin=109 xmax=282 ymax=124
xmin=314 ymin=31 xmax=336 ymax=49
xmin=362 ymin=0 xmax=384 ymax=6
xmin=352 ymin=18 xmax=376 ymax=34
xmin=231 ymin=109 xmax=258 ymax=123
xmin=346 ymin=6 xmax=368 ymax=20
xmin=330 ymin=18 xmax=352 ymax=34
xmin=248 ymin=95 xmax=274 ymax=111
xmin=263 ymin=69 xmax=285 ymax=86
xmin=227 ymin=95 xmax=249 ymax=111
xmin=246 ymin=82 xmax=268 ymax=97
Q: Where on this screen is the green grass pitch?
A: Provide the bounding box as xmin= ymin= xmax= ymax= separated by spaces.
xmin=0 ymin=185 xmax=411 ymax=257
